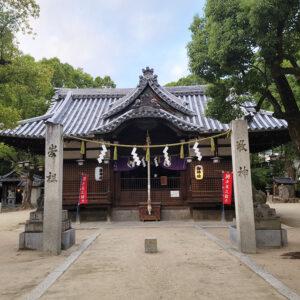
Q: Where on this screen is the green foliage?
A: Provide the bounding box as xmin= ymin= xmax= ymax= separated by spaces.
xmin=0 ymin=0 xmax=39 ymax=63
xmin=0 ymin=142 xmax=18 ymax=175
xmin=0 ymin=55 xmax=53 ymax=125
xmin=250 ymin=153 xmax=285 ymax=190
xmin=164 ymin=74 xmax=206 ymax=87
xmin=40 ymin=57 xmax=116 ymax=89
xmin=187 ymin=0 xmax=300 ymax=154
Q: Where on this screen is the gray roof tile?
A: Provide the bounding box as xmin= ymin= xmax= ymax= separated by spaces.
xmin=0 ymin=68 xmax=288 ymax=139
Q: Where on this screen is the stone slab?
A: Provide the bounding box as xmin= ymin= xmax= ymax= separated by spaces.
xmin=19 ymin=232 xmax=44 ymax=250
xmin=61 ymin=228 xmax=76 ymax=250
xmin=230 ymin=226 xmax=288 ymax=248
xmin=255 ymin=218 xmax=282 ymax=230
xmin=25 ymin=219 xmax=71 ymax=233
xmin=29 ymin=210 xmax=69 ymax=223
xmin=19 ymin=229 xmax=76 ymax=250
xmin=145 ymin=237 xmax=157 ymax=253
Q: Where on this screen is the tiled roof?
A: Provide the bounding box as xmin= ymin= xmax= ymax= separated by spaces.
xmin=0 ymin=68 xmax=288 ymax=139
xmin=273 ymin=177 xmax=297 ymax=185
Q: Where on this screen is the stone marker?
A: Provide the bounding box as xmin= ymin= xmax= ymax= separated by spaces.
xmin=231 ymin=120 xmax=256 ymax=253
xmin=43 ymin=122 xmax=63 ymax=255
xmin=145 ymin=237 xmax=157 ymax=253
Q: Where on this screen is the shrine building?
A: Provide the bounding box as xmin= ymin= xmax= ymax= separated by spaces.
xmin=0 ymin=67 xmax=289 ymax=220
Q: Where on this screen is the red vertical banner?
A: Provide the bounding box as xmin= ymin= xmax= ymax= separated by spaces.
xmin=79 ymin=174 xmax=88 ymax=205
xmin=223 ymin=172 xmax=233 ymax=205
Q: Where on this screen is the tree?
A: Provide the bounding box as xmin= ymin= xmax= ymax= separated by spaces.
xmin=164 ymin=74 xmax=206 ymax=87
xmin=0 ymin=0 xmax=39 ymax=64
xmin=187 ymin=0 xmax=300 ymax=155
xmin=0 ymin=54 xmax=53 ymax=126
xmin=40 ymin=57 xmax=116 ymax=89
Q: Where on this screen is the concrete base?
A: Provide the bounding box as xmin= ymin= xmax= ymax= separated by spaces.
xmin=161 ymin=208 xmax=190 ymax=220
xmin=111 ymin=209 xmax=139 ymax=221
xmin=19 ymin=229 xmax=76 ymax=251
xmin=193 ymin=209 xmax=235 ymax=221
xmin=61 ymin=229 xmax=76 ymax=250
xmin=230 ymin=226 xmax=288 ymax=248
xmin=145 ymin=237 xmax=157 ymax=253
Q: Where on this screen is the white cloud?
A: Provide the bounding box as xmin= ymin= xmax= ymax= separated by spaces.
xmin=16 ymin=0 xmax=203 ymax=87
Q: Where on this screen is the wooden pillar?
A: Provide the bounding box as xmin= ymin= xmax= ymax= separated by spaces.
xmin=231 ymin=120 xmax=256 ymax=253
xmin=43 ymin=122 xmax=63 ymax=255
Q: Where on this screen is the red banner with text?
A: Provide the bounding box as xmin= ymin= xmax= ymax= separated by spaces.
xmin=79 ymin=174 xmax=88 ymax=205
xmin=222 ymin=172 xmax=233 ymax=205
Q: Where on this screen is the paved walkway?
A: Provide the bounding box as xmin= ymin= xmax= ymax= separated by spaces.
xmin=39 ymin=225 xmax=285 ymax=300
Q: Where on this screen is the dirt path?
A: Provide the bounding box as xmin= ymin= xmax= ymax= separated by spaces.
xmin=206 ymin=203 xmax=300 ymax=296
xmin=269 ymin=203 xmax=300 ymax=227
xmin=0 ymin=210 xmax=97 ymax=300
xmin=41 ymin=227 xmax=284 ymax=300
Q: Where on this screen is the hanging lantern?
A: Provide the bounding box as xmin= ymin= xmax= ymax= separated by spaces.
xmin=195 ymin=165 xmax=204 ymax=180
xmin=17 ymin=161 xmax=24 ymax=168
xmin=76 ymin=159 xmax=85 ymax=166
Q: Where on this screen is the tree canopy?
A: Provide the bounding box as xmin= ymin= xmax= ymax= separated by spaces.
xmin=187 ymin=0 xmax=300 ymax=154
xmin=40 ymin=57 xmax=116 ymax=89
xmin=164 ymin=74 xmax=206 ymax=87
xmin=0 ymin=0 xmax=116 ymax=175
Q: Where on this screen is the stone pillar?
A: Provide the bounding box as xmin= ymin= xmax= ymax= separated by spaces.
xmin=43 ymin=122 xmax=63 ymax=255
xmin=231 ymin=120 xmax=256 ymax=253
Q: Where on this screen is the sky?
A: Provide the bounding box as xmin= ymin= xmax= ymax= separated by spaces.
xmin=17 ymin=0 xmax=206 ymax=88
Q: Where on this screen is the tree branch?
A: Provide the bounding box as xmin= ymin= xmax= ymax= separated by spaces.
xmin=281 ymin=67 xmax=300 ymax=76
xmin=251 ymin=64 xmax=269 ymax=87
xmin=255 ymin=90 xmax=268 ymax=112
xmin=265 ymin=90 xmax=286 ymax=119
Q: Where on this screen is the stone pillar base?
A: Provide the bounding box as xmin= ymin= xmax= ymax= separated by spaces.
xmin=230 ymin=226 xmax=287 ymax=248
xmin=19 ymin=229 xmax=75 ymax=251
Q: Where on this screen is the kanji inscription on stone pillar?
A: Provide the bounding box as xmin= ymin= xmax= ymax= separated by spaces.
xmin=231 ymin=120 xmax=256 ymax=253
xmin=43 ymin=122 xmax=63 ymax=255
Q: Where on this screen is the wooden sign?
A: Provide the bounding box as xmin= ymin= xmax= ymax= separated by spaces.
xmin=161 ymin=176 xmax=167 ymax=185
xmin=170 ymin=190 xmax=180 ymax=197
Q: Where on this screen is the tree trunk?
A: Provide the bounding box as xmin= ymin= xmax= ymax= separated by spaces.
xmin=286 ymin=116 xmax=300 ymax=156
xmin=22 ymin=171 xmax=34 ymax=209
xmin=270 ymin=67 xmax=300 ymax=156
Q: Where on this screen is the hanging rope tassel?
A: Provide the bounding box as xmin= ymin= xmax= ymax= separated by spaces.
xmin=146 ymin=147 xmax=150 ymax=162
xmin=211 ymin=138 xmax=215 ymax=153
xmin=80 ymin=141 xmax=85 ymax=155
xmin=226 ymin=129 xmax=232 ymax=139
xmin=180 ymin=144 xmax=184 ymax=159
xmin=113 ymin=145 xmax=118 ymax=160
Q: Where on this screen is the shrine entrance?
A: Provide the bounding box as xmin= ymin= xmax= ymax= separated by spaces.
xmin=109 ymin=120 xmax=191 ymax=207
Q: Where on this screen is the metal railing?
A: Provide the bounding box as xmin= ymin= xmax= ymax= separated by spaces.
xmin=120 ymin=177 xmax=180 ymax=190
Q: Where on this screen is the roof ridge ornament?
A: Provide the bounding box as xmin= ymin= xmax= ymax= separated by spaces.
xmin=138 ymin=66 xmax=158 ymax=88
